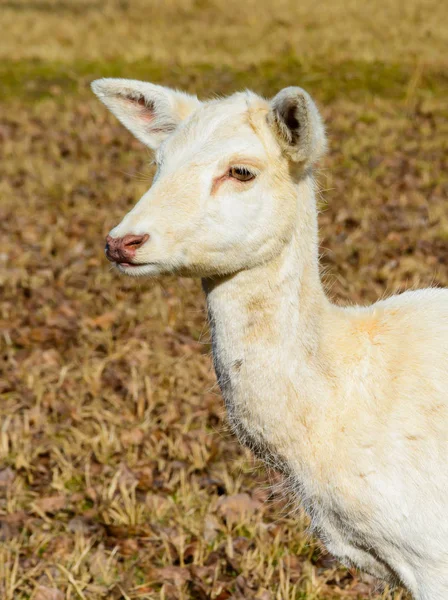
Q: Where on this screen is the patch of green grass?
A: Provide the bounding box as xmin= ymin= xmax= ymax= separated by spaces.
xmin=64 ymin=476 xmax=84 ymax=492
xmin=2 ymin=56 xmax=448 ymax=104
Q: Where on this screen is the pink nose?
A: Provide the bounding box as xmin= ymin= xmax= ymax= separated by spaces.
xmin=105 ymin=233 xmax=149 ymax=263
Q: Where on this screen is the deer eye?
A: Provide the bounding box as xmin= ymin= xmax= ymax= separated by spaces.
xmin=229 ymin=166 xmax=256 ymax=182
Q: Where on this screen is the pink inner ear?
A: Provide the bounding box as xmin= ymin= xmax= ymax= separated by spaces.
xmin=120 ymin=93 xmax=177 ymax=134
xmin=123 ymin=95 xmax=155 ymax=123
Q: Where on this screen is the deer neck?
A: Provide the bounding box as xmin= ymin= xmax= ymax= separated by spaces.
xmin=202 ymin=175 xmax=332 ymax=464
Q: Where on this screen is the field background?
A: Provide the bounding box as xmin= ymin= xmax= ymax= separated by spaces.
xmin=1 ymin=1 xmax=447 ymax=598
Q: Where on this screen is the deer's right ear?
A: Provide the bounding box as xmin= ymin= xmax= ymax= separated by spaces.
xmin=91 ymin=78 xmax=201 ymax=150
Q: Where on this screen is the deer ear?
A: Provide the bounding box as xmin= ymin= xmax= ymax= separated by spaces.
xmin=91 ymin=78 xmax=201 ymax=150
xmin=267 ymin=87 xmax=326 ymax=170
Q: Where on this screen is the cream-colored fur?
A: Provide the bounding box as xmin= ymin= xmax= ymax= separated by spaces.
xmin=92 ymin=78 xmax=448 ymax=599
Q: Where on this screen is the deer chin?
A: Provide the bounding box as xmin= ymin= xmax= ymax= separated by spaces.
xmin=115 ymin=262 xmax=163 ymax=277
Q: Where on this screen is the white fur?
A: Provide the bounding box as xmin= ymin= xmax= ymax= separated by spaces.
xmin=92 ymin=78 xmax=448 ymax=599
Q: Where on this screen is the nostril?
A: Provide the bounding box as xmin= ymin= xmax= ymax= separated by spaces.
xmin=122 ymin=233 xmax=150 ymax=250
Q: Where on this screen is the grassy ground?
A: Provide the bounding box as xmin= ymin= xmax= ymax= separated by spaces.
xmin=1 ymin=1 xmax=448 ymax=599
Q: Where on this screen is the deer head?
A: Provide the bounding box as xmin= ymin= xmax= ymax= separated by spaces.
xmin=92 ymin=78 xmax=326 ymax=278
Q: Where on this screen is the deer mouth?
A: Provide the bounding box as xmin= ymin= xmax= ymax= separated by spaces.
xmin=117 ymin=261 xmax=144 ymax=268
xmin=115 ymin=261 xmax=161 ymax=276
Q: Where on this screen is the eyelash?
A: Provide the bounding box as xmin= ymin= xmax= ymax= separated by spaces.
xmin=228 ymin=166 xmax=256 ymax=182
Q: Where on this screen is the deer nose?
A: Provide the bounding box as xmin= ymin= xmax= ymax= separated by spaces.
xmin=105 ymin=233 xmax=149 ymax=263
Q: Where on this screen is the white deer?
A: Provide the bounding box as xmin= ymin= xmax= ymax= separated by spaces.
xmin=92 ymin=78 xmax=448 ymax=599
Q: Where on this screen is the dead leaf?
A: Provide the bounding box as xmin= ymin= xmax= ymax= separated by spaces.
xmin=217 ymin=493 xmax=261 ymax=521
xmin=232 ymin=536 xmax=251 ymax=553
xmin=0 ymin=510 xmax=27 ymax=524
xmin=117 ymin=537 xmax=139 ymax=555
xmin=118 ymin=462 xmax=138 ymax=487
xmin=85 ymin=311 xmax=117 ymax=330
xmin=89 ymin=545 xmax=110 ymax=583
xmin=190 ymin=564 xmax=216 ymax=583
xmin=41 ymin=349 xmax=61 ymax=366
xmin=0 ymin=467 xmax=15 ymax=487
xmin=67 ymin=516 xmax=91 ymax=534
xmin=149 ymin=566 xmax=190 ymax=586
xmin=161 ymin=582 xmax=181 ymax=600
xmin=136 ymin=465 xmax=154 ymax=490
xmin=34 ymin=495 xmax=66 ymax=513
xmin=34 ymin=586 xmax=64 ymax=600
xmin=284 ymin=554 xmax=303 ymax=582
xmin=203 ymin=513 xmax=221 ymax=542
xmin=120 ymin=428 xmax=144 ymax=447
xmin=214 ymin=591 xmax=232 ymax=600
xmin=105 ymin=523 xmax=151 ymax=538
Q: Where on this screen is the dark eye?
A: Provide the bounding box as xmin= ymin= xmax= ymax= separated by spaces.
xmin=229 ymin=166 xmax=255 ymax=182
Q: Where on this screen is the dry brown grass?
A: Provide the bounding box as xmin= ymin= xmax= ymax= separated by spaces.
xmin=1 ymin=1 xmax=448 ymax=599
xmin=2 ymin=0 xmax=448 ymax=66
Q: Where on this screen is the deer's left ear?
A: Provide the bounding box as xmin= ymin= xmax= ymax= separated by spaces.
xmin=91 ymin=78 xmax=201 ymax=150
xmin=267 ymin=87 xmax=327 ymax=170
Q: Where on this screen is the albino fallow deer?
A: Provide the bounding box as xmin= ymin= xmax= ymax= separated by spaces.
xmin=92 ymin=78 xmax=448 ymax=599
